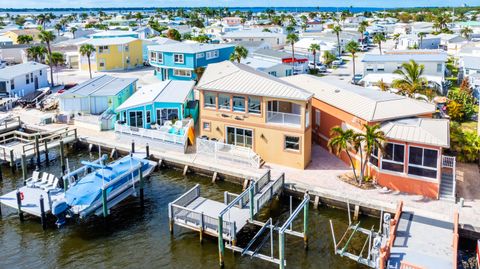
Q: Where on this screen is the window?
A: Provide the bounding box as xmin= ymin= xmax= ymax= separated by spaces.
xmin=377 ymin=64 xmax=385 ymax=72
xmin=173 ymin=69 xmax=191 ymax=77
xmin=156 ymin=108 xmax=179 ymax=125
xmin=99 ymin=62 xmax=105 ymax=67
xmin=248 ymin=97 xmax=261 ymax=114
xmin=196 ymin=53 xmax=204 ymax=58
xmin=124 ymin=45 xmax=129 ymax=52
xmin=226 ymin=127 xmax=253 ymax=148
xmin=26 ymin=74 xmax=29 ymax=84
xmin=98 ymin=45 xmax=109 ymax=53
xmin=150 ymin=51 xmax=157 ymax=62
xmin=30 ymin=73 xmax=33 ymax=83
xmin=305 ymin=104 xmax=310 ymax=128
xmin=122 ymin=111 xmax=126 ymax=121
xmin=206 ymin=50 xmax=219 ymax=60
xmin=10 ymin=79 xmax=14 ymax=90
xmin=286 ymin=69 xmax=292 ymax=76
xmin=233 ymin=96 xmax=245 ymax=112
xmin=366 ymin=65 xmax=374 ymax=72
xmin=39 ymin=70 xmax=42 ymax=75
xmin=436 ymin=63 xmax=442 ymax=73
xmin=146 ymin=111 xmax=151 ymax=124
xmin=218 ymin=94 xmax=231 ymax=110
xmin=129 ymin=111 xmax=143 ymax=127
xmin=381 ymin=143 xmax=405 ymax=172
xmin=203 ymin=121 xmax=211 ymax=131
xmin=158 ymin=53 xmax=163 ymax=63
xmin=204 ymin=92 xmax=216 ymax=108
xmin=174 ymin=54 xmax=184 ymax=63
xmin=285 ymin=136 xmax=300 ymax=151
xmin=370 ymin=146 xmax=379 ymax=167
xmin=268 ymin=71 xmax=277 ymax=77
xmin=315 ymin=109 xmax=321 ymax=127
xmin=408 ymin=146 xmax=438 ymax=179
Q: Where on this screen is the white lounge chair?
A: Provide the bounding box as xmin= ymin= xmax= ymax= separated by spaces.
xmin=37 ymin=174 xmax=55 ymax=189
xmin=163 ymin=120 xmax=172 ymax=127
xmin=32 ymin=173 xmax=49 ymax=188
xmin=25 ymin=171 xmax=41 ymax=186
xmin=43 ymin=176 xmax=59 ymax=191
xmin=173 ymin=120 xmax=183 ymax=129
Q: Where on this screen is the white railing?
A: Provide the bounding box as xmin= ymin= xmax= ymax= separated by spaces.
xmin=255 ymin=173 xmax=284 ymax=214
xmin=266 ymin=111 xmax=301 ymax=126
xmin=196 ymin=138 xmax=261 ymax=168
xmin=442 ymin=155 xmax=457 ymax=198
xmin=115 ymin=120 xmax=192 ymax=152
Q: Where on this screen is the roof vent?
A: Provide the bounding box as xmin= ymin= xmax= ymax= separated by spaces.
xmin=334 ymin=89 xmax=340 ymax=93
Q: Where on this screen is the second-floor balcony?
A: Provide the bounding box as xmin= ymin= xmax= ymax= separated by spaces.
xmin=266 ymin=101 xmax=302 ymax=127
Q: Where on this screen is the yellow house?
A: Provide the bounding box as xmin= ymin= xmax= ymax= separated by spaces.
xmin=3 ymin=29 xmax=41 ymax=44
xmin=197 ymin=61 xmax=313 ymax=169
xmin=79 ymin=37 xmax=143 ymax=72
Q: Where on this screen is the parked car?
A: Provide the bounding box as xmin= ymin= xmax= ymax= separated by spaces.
xmin=332 ymin=58 xmax=344 ymax=66
xmin=308 ymin=62 xmax=327 ymax=72
xmin=351 ymin=74 xmax=363 ymax=85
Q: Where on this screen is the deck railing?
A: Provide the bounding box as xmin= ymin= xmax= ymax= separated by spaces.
xmin=254 ymin=170 xmax=271 ymax=194
xmin=196 ymin=138 xmax=261 ymax=168
xmin=172 ymin=184 xmax=201 ymax=207
xmin=266 ymin=111 xmax=301 ymax=126
xmin=399 ymin=261 xmax=425 ymax=269
xmin=256 ymin=173 xmax=285 ymax=214
xmin=441 ymin=155 xmax=456 ymax=198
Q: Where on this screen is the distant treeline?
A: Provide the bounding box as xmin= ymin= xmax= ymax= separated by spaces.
xmin=389 ymin=6 xmax=480 ymax=13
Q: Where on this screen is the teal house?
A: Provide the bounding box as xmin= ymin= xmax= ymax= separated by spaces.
xmin=148 ymin=43 xmax=235 ymax=81
xmin=115 ymin=80 xmax=197 ymax=129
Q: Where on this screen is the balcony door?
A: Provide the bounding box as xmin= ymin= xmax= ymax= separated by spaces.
xmin=226 ymin=126 xmax=253 ymax=148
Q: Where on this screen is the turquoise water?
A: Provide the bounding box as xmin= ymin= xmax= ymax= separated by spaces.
xmin=0 ymin=150 xmax=375 ymax=268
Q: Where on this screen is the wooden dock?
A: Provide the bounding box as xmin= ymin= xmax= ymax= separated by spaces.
xmin=0 ymin=115 xmax=21 ymax=134
xmin=0 ymin=185 xmax=64 ymax=217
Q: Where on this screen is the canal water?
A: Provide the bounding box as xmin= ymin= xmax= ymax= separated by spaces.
xmin=0 ymin=150 xmax=377 ymax=269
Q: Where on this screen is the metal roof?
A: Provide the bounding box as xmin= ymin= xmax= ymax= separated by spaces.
xmin=381 ymin=118 xmax=450 ymax=147
xmin=223 ymin=30 xmax=284 ymax=38
xmin=362 ymin=52 xmax=448 ymax=63
xmin=282 ymin=75 xmax=435 ymax=121
xmin=89 ymin=30 xmax=138 ymax=38
xmin=63 ymin=75 xmax=137 ymax=97
xmin=148 ymin=42 xmax=234 ymax=54
xmin=463 ymin=56 xmax=480 ymax=70
xmin=80 ymin=37 xmax=138 ymax=46
xmin=0 ymin=61 xmax=48 ymax=80
xmin=197 ymin=61 xmax=313 ymax=101
xmin=116 ymin=80 xmax=195 ymax=111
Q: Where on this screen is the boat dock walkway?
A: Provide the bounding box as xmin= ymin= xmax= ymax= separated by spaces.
xmin=168 ymin=170 xmax=284 ymax=242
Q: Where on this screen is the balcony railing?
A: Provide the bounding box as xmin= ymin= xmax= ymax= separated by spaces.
xmin=266 ymin=111 xmax=301 ymax=126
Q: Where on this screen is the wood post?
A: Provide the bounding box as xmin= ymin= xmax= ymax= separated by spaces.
xmin=279 ymin=232 xmax=285 ymax=269
xmin=199 ymin=212 xmax=204 ymax=243
xmin=211 ymin=171 xmax=217 ymax=183
xmin=35 ymin=135 xmax=41 ymax=168
xmin=218 ymin=215 xmax=224 ymax=267
xmin=354 ymin=205 xmax=360 ymax=221
xmin=21 ymin=154 xmax=27 ymax=184
xmin=39 ymin=195 xmax=46 ymax=230
xmin=59 ymin=140 xmax=65 ymax=175
xmin=16 ymin=189 xmax=24 ymax=222
xmin=44 ymin=140 xmax=49 ymax=166
xmin=0 ymin=161 xmax=3 ymax=181
xmin=131 ymin=140 xmax=135 ymax=153
xmin=145 ymin=143 xmax=150 ymax=159
xmin=101 ymin=188 xmax=108 ymax=217
xmin=314 ymin=195 xmax=320 ymax=209
xmin=9 ymin=149 xmax=15 ymax=173
xmin=249 ymin=181 xmax=255 ymax=221
xmin=304 ymin=193 xmax=309 ymax=250
xmin=183 ymin=165 xmax=188 ymax=176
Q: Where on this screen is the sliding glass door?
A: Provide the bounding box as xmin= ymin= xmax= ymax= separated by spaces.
xmin=156 ymin=108 xmax=179 ymax=125
xmin=129 ymin=111 xmax=143 ymax=127
xmin=226 ymin=126 xmax=253 ymax=148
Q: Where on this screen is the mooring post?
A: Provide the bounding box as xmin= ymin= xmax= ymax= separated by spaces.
xmin=131 ymin=140 xmax=135 ymax=153
xmin=101 ymin=187 xmax=108 ymax=217
xmin=35 ymin=135 xmax=41 ymax=168
xmin=145 ymin=143 xmax=150 ymax=159
xmin=63 ymin=176 xmax=69 ymax=192
xmin=59 ymin=140 xmax=65 ymax=175
xmin=44 ymin=140 xmax=49 ymax=166
xmin=16 ymin=189 xmax=24 ymax=222
xmin=168 ymin=203 xmax=174 ymax=234
xmin=39 ymin=195 xmax=46 ymax=230
xmin=199 ymin=212 xmax=204 ymax=243
xmin=0 ymin=161 xmax=3 ymax=181
xmin=21 ymin=154 xmax=27 ymax=185
xmin=279 ymin=232 xmax=285 ymax=269
xmin=249 ymin=181 xmax=255 ymax=221
xmin=353 ymin=205 xmax=360 ymax=221
xmin=73 ymin=129 xmax=77 ymax=140
xmin=304 ymin=193 xmax=309 ymax=250
xmin=218 ymin=215 xmax=225 ymax=267
xmin=9 ymin=149 xmax=15 ymax=173
xmin=139 ymin=167 xmax=144 ymax=208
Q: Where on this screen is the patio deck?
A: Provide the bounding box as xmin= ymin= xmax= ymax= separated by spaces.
xmin=0 ymin=186 xmax=64 ymax=217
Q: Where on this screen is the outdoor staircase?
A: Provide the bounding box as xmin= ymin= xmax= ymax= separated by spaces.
xmin=439 ymin=173 xmax=455 ymax=202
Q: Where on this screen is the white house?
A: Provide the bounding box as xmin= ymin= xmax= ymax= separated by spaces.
xmin=240 ymin=56 xmax=293 ymax=78
xmin=397 ymin=34 xmax=441 ymax=50
xmin=222 ymin=29 xmax=286 ymax=49
xmin=0 ymin=62 xmax=49 ymax=97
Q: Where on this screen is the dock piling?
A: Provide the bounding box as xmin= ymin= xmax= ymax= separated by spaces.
xmin=16 ymin=190 xmax=24 ymax=222
xmin=35 ymin=135 xmax=41 ymax=168
xmin=304 ymin=192 xmax=309 ymax=250
xmin=168 ymin=203 xmax=174 ymax=234
xmin=44 ymin=140 xmax=49 ymax=166
xmin=211 ymin=171 xmax=218 ymax=183
xmin=145 ymin=143 xmax=150 ymax=159
xmin=314 ymin=196 xmax=320 ymax=209
xmin=0 ymin=161 xmax=3 ymax=181
xmin=21 ymin=154 xmax=27 ymax=184
xmin=101 ymin=188 xmax=108 ymax=217
xmin=39 ymin=195 xmax=46 ymax=230
xmin=139 ymin=168 xmax=144 ymax=208
xmin=199 ymin=212 xmax=204 ymax=243
xmin=347 ymin=200 xmax=352 ymax=226
xmin=218 ymin=215 xmax=225 ymax=267
xmin=249 ymin=181 xmax=254 ymax=221
xmin=182 ymin=165 xmax=189 ymax=176
xmin=9 ymin=149 xmax=15 ymax=173
xmin=353 ymin=205 xmax=360 ymax=221
xmin=279 ymin=232 xmax=285 ymax=269
xmin=59 ymin=140 xmax=65 ymax=175
xmin=131 ymin=140 xmax=135 ymax=153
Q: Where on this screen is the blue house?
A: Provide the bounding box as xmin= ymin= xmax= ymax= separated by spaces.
xmin=148 ymin=43 xmax=235 ymax=81
xmin=115 ymin=80 xmax=197 ymax=129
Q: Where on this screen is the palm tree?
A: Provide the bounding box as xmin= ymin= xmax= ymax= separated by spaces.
xmin=373 ymin=33 xmax=386 ymax=55
xmin=17 ymin=35 xmax=33 ymax=44
xmin=308 ymin=43 xmax=321 ymax=72
xmin=417 ymin=32 xmax=426 ymax=49
xmin=460 ymin=27 xmax=473 ymax=40
xmin=354 ymin=124 xmax=385 ymax=185
xmin=286 ymin=33 xmax=299 ymax=74
xmin=392 ymin=60 xmax=428 ymax=97
xmin=39 ymin=30 xmax=56 ymax=87
xmin=79 ymin=44 xmax=96 ymax=79
xmin=358 ymin=20 xmax=368 ymax=43
xmin=328 ymin=127 xmax=358 ymax=181
xmin=70 ymin=27 xmax=77 ymax=38
xmin=332 ymin=25 xmax=342 ymax=56
xmin=54 ymin=23 xmax=62 ymax=36
xmin=46 ymin=52 xmax=64 ymax=85
xmin=323 ymin=51 xmax=336 ymax=67
xmin=392 ymin=33 xmax=400 ymax=49
xmin=229 ymin=45 xmax=249 ymax=63
xmin=26 ymin=45 xmax=47 ymax=62
xmin=345 ymin=40 xmax=359 ymax=77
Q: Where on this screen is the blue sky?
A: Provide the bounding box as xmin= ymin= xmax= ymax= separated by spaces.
xmin=0 ymin=0 xmax=478 ymax=8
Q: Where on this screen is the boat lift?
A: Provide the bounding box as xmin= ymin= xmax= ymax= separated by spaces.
xmin=224 ymin=192 xmax=311 ymax=269
xmin=329 ymin=200 xmax=389 ymax=268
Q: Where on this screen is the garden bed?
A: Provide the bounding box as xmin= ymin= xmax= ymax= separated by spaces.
xmin=338 ymin=172 xmax=376 ymax=190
